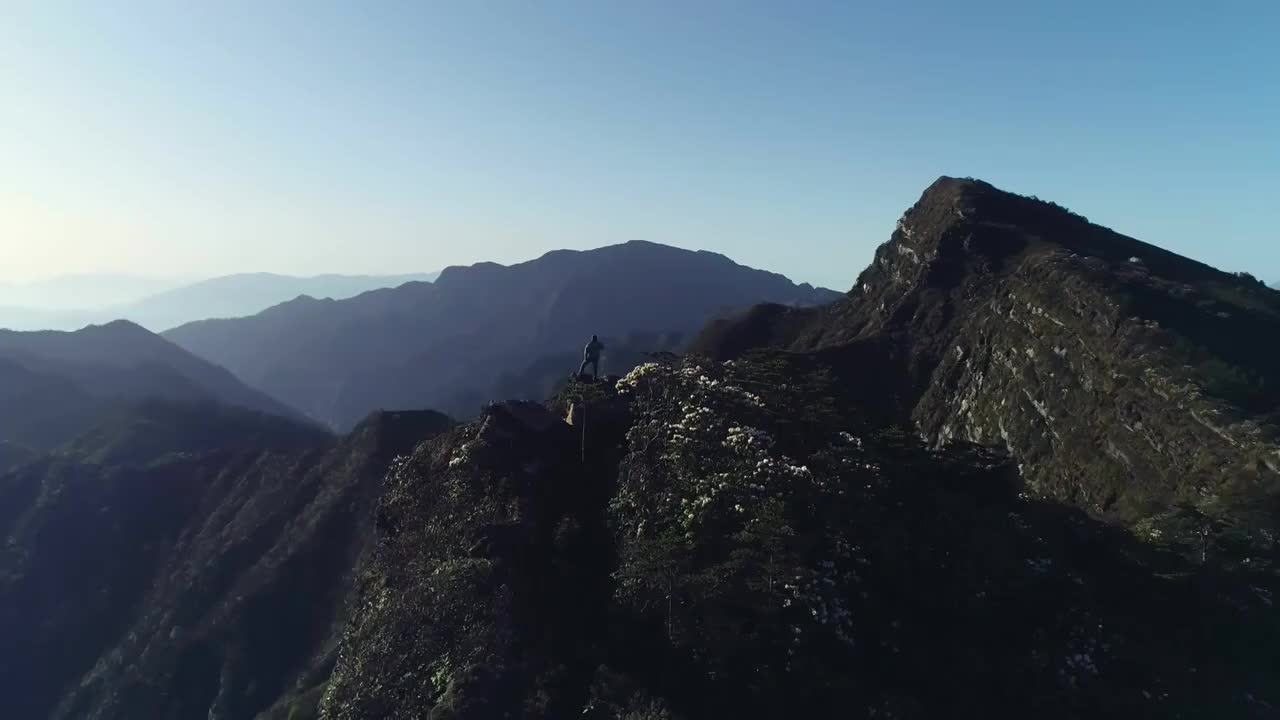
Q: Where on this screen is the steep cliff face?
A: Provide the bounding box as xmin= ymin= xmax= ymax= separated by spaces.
xmin=0 ymin=405 xmax=451 ymax=720
xmin=695 ymin=178 xmax=1280 ymax=535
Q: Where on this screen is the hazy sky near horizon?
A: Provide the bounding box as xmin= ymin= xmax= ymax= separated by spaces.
xmin=2 ymin=1 xmax=1277 ymax=290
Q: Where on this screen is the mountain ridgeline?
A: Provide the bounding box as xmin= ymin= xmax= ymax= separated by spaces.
xmin=163 ymin=241 xmax=840 ymax=428
xmin=3 ymin=178 xmax=1280 ymax=718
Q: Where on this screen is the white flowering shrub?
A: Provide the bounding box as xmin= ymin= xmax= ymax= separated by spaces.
xmin=600 ymin=354 xmax=1231 ymax=715
xmin=337 ymin=356 xmax=1278 ymax=718
xmin=611 ymin=356 xmax=877 ymax=689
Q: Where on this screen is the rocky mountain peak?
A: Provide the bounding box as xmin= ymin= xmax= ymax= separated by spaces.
xmin=862 ymin=176 xmax=1231 ymax=309
xmin=697 ymin=177 xmax=1280 ymax=530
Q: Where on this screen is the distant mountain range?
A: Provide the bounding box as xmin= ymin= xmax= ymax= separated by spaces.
xmin=165 ymin=241 xmax=841 ymax=428
xmin=0 ymin=320 xmax=308 ymax=455
xmin=0 ymin=272 xmax=438 ymax=332
xmin=0 ymin=274 xmax=182 ymax=310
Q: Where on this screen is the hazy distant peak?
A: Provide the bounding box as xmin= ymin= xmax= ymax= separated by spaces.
xmin=0 ymin=317 xmax=148 ymax=344
xmin=83 ymin=318 xmax=151 ymax=335
xmin=432 ymin=261 xmax=505 ymax=285
xmin=0 ymin=273 xmax=183 ymax=311
xmin=0 ymin=272 xmax=440 ymax=332
xmin=434 ymin=240 xmax=760 ymax=287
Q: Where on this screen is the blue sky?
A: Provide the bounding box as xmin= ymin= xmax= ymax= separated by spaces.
xmin=1 ymin=1 xmax=1276 ymax=290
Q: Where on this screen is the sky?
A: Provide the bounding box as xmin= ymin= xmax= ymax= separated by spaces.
xmin=1 ymin=1 xmax=1277 ymax=291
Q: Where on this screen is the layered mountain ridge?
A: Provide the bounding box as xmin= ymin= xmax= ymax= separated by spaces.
xmin=0 ymin=320 xmax=307 ymax=455
xmin=165 ymin=240 xmax=839 ymax=428
xmin=0 ymin=273 xmax=439 ymax=332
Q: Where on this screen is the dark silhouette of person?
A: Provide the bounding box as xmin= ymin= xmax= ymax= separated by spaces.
xmin=579 ymin=335 xmax=605 ymax=379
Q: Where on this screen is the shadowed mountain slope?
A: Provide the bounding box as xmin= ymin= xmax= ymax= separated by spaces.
xmin=0 ymin=321 xmax=308 ymax=450
xmin=0 ymin=402 xmax=450 ymax=720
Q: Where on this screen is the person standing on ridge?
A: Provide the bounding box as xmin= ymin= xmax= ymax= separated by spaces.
xmin=579 ymin=334 xmax=605 ymax=380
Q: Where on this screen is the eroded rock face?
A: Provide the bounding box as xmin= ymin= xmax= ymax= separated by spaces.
xmin=909 ymin=249 xmax=1280 ymax=521
xmin=164 ymin=241 xmax=841 ymax=429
